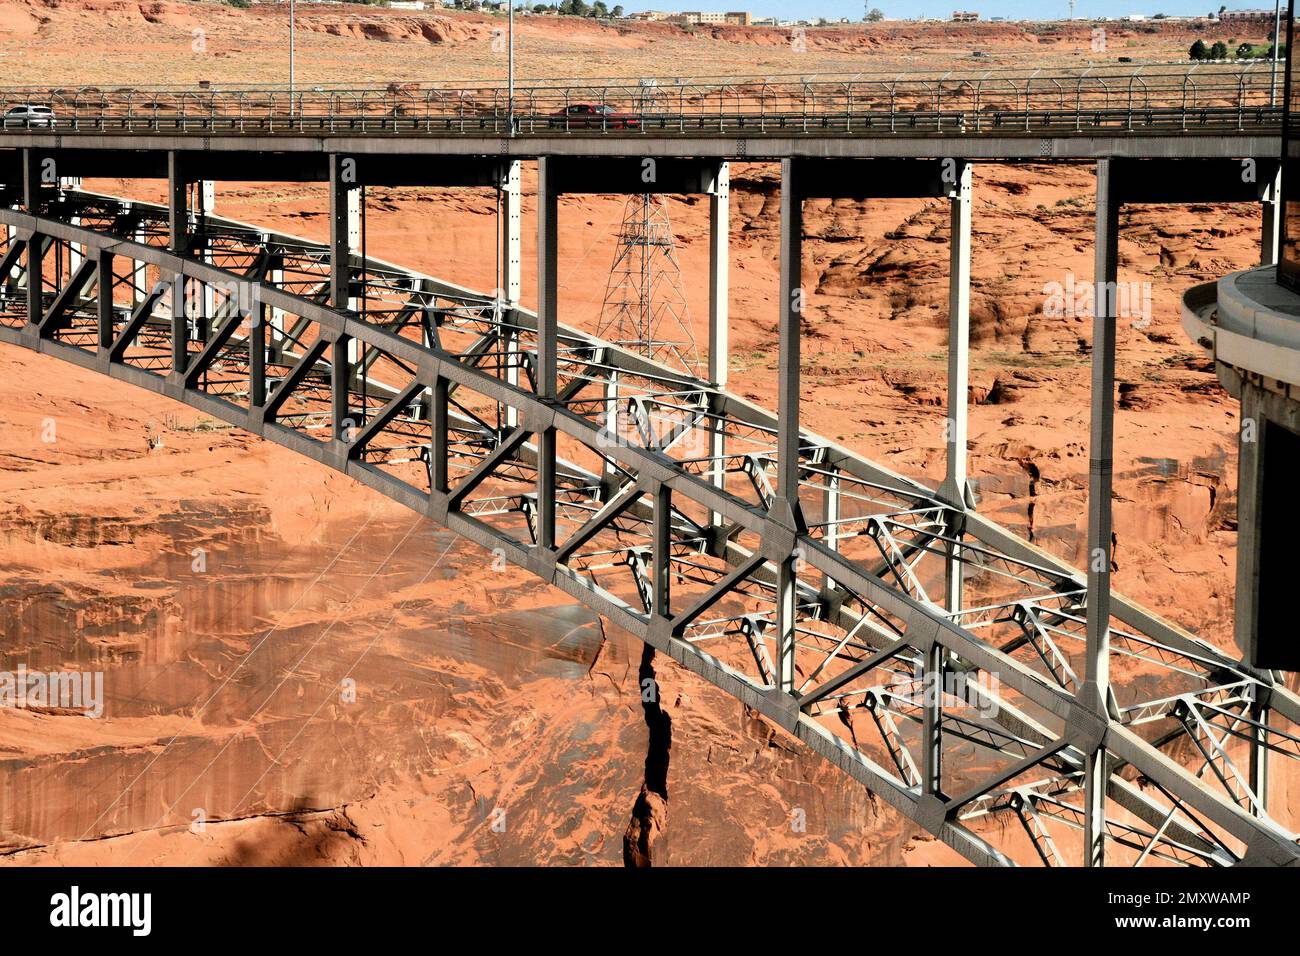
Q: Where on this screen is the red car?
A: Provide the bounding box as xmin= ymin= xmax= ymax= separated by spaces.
xmin=549 ymin=103 xmax=640 ymax=130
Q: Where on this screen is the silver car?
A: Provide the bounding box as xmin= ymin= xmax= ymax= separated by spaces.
xmin=3 ymin=104 xmax=55 ymax=128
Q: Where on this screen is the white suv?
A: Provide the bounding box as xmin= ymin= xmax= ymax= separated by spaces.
xmin=3 ymin=104 xmax=55 ymax=128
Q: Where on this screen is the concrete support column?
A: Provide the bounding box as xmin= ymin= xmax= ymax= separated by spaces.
xmin=535 ymin=157 xmax=559 ymax=552
xmin=1083 ymin=157 xmax=1121 ymax=868
xmin=942 ymin=160 xmax=973 ymax=613
xmin=1260 ymin=164 xmax=1281 ymax=268
xmin=775 ymin=157 xmax=804 ymax=697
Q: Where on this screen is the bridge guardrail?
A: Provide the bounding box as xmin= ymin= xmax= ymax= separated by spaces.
xmin=0 ymin=63 xmax=1284 ymax=137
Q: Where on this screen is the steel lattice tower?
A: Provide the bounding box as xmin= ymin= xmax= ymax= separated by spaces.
xmin=595 ymin=193 xmax=700 ymax=374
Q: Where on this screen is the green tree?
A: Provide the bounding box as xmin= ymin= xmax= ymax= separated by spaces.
xmin=1189 ymin=38 xmax=1208 ymax=60
xmin=865 ymin=7 xmax=884 ymax=21
xmin=591 ymin=0 xmax=608 ymax=15
xmin=611 ymin=4 xmax=624 ymax=14
xmin=1237 ymin=42 xmax=1254 ymax=57
xmin=1209 ymin=40 xmax=1228 ymax=59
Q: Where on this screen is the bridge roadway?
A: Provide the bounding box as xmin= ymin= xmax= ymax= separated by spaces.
xmin=0 ymin=63 xmax=1283 ymax=159
xmin=0 ymin=117 xmax=1297 ymax=866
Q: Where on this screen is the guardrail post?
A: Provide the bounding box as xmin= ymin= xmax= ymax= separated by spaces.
xmin=1083 ymin=157 xmax=1121 ymax=868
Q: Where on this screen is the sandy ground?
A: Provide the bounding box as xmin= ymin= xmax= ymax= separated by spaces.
xmin=0 ymin=0 xmax=1282 ymax=87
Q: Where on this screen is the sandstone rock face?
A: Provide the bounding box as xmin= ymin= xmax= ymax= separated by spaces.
xmin=0 ymin=1 xmax=1292 ymax=866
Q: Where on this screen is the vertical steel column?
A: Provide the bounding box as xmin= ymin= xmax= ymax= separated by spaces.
xmin=22 ymin=150 xmax=44 ymax=334
xmin=432 ymin=375 xmax=449 ymax=495
xmin=198 ymin=180 xmax=216 ymax=324
xmin=536 ymin=157 xmax=559 ymax=551
xmin=1235 ymin=387 xmax=1266 ymax=667
xmin=329 ymin=155 xmax=355 ymax=445
xmin=777 ymin=158 xmax=803 ymax=515
xmin=822 ymin=459 xmax=840 ymax=592
xmin=501 ymin=159 xmax=523 ymax=429
xmin=708 ymin=162 xmax=731 ymax=529
xmin=943 ymin=160 xmax=973 ymax=613
xmin=268 ymin=253 xmax=286 ymax=361
xmin=1260 ymin=164 xmax=1281 ymax=267
xmin=167 ymin=152 xmax=190 ymax=373
xmin=250 ymin=302 xmax=267 ymax=408
xmin=652 ymin=483 xmax=672 ymax=618
xmin=130 ymin=210 xmax=148 ymax=308
xmin=708 ymin=161 xmax=730 ymax=388
xmin=167 ymin=152 xmax=189 ymax=254
xmin=922 ymin=639 xmax=944 ymax=796
xmin=775 ymin=158 xmax=804 ymax=696
xmin=1249 ymin=689 xmax=1270 ymax=818
xmin=96 ymin=248 xmax=114 ymax=352
xmin=1083 ymin=158 xmax=1121 ymax=868
xmin=500 ymin=159 xmax=523 ymax=306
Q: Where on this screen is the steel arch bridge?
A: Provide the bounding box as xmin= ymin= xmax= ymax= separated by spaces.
xmin=3 ymin=186 xmax=1299 ymax=868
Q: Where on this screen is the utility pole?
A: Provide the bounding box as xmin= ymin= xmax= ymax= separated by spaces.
xmin=1271 ymin=0 xmax=1282 ymax=107
xmin=508 ymin=2 xmax=516 ymax=133
xmin=289 ymin=0 xmax=296 ymax=103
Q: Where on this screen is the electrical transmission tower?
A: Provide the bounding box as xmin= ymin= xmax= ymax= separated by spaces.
xmin=595 ymin=193 xmax=701 ymax=375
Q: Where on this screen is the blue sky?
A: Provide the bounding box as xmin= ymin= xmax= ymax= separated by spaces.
xmin=618 ymin=2 xmax=1280 ymax=22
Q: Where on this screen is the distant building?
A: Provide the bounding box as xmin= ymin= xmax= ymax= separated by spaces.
xmin=1220 ymin=8 xmax=1275 ymax=25
xmin=724 ymin=11 xmax=752 ymax=25
xmin=751 ymin=15 xmax=777 ymax=24
xmin=951 ymin=10 xmax=979 ymax=22
xmin=674 ymin=11 xmax=728 ymax=24
xmin=388 ymin=0 xmax=427 ymax=8
xmin=628 ymin=9 xmax=672 ymax=19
